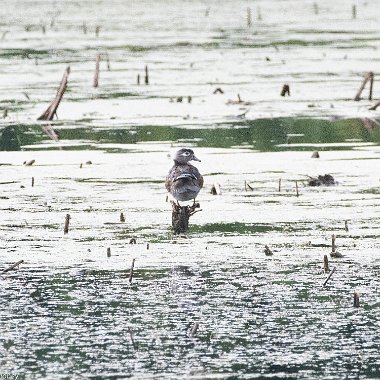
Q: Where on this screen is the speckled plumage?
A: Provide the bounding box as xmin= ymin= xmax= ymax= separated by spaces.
xmin=165 ymin=149 xmax=203 ymax=202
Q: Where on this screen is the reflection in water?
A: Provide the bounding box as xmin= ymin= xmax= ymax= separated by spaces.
xmin=1 ymin=118 xmax=379 ymax=152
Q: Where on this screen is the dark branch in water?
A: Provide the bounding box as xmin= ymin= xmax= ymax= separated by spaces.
xmin=323 ymin=266 xmax=336 ymax=287
xmin=1 ymin=260 xmax=24 ymax=274
xmin=354 ymin=72 xmax=373 ymax=101
xmin=38 ymin=66 xmax=70 ymax=121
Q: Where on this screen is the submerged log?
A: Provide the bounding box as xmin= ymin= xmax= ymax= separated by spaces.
xmin=171 ymin=201 xmax=201 ymax=234
xmin=38 ymin=66 xmax=70 ymax=120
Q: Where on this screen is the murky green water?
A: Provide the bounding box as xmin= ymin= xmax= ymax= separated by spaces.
xmin=1 ymin=0 xmax=380 ymax=379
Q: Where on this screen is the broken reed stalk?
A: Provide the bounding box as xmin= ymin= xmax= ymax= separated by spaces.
xmin=190 ymin=322 xmax=199 ymax=337
xmin=120 ymin=212 xmax=125 ymax=222
xmin=323 ymin=254 xmax=329 ymax=273
xmin=210 ymin=183 xmax=221 ymax=195
xmin=278 ymin=178 xmax=281 ymax=192
xmin=331 ymin=234 xmax=336 ymax=252
xmin=323 ymin=266 xmax=336 ymax=287
xmin=127 ymin=327 xmax=137 ymax=350
xmin=368 ymin=100 xmax=380 ymax=111
xmin=31 ymin=177 xmax=34 ymax=187
xmin=128 ymin=258 xmax=135 ymax=283
xmin=64 ymin=214 xmax=70 ymax=234
xmin=93 ymin=53 xmax=100 ymax=88
xmin=345 ymin=220 xmax=349 ymax=232
xmin=137 ymin=74 xmax=140 ymax=85
xmin=352 ymin=4 xmax=356 ymax=19
xmin=37 ymin=66 xmax=70 ymax=121
xmin=171 ymin=201 xmax=201 ymax=234
xmin=295 ymin=181 xmax=299 ymax=197
xmin=247 ymin=7 xmax=252 ymax=27
xmin=1 ymin=260 xmax=24 ymax=274
xmin=145 ymin=65 xmax=149 ymax=85
xmin=281 ymin=84 xmax=290 ymax=96
xmin=354 ymin=291 xmax=360 ymax=307
xmin=354 ymin=72 xmax=374 ymax=101
xmin=107 ymin=247 xmax=111 ymax=257
xmin=106 ymin=54 xmax=111 ymax=71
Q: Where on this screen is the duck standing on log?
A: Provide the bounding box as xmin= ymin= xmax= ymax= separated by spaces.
xmin=165 ymin=148 xmax=203 ymax=203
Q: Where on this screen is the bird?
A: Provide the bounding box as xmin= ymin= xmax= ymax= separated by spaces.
xmin=165 ymin=148 xmax=203 ymax=203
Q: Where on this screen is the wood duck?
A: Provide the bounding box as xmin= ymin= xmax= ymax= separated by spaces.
xmin=165 ymin=148 xmax=203 ymax=202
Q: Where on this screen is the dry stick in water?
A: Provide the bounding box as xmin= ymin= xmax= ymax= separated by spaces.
xmin=145 ymin=65 xmax=149 ymax=85
xmin=106 ymin=54 xmax=111 ymax=71
xmin=331 ymin=234 xmax=336 ymax=252
xmin=323 ymin=254 xmax=329 ymax=273
xmin=278 ymin=178 xmax=281 ymax=192
xmin=354 ymin=291 xmax=360 ymax=307
xmin=345 ymin=220 xmax=349 ymax=232
xmin=107 ymin=248 xmax=111 ymax=257
xmin=120 ymin=212 xmax=125 ymax=222
xmin=31 ymin=177 xmax=34 ymax=187
xmin=1 ymin=260 xmax=24 ymax=274
xmin=95 ymin=25 xmax=100 ymax=37
xmin=137 ymin=74 xmax=140 ymax=85
xmin=295 ymin=181 xmax=299 ymax=197
xmin=128 ymin=258 xmax=135 ymax=283
xmin=352 ymin=4 xmax=357 ymax=19
xmin=64 ymin=214 xmax=70 ymax=234
xmin=323 ymin=267 xmax=336 ymax=287
xmin=354 ymin=72 xmax=374 ymax=101
xmin=93 ymin=53 xmax=100 ymax=88
xmin=38 ymin=66 xmax=70 ymax=120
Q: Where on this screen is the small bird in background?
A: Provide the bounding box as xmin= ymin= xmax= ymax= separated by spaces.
xmin=165 ymin=148 xmax=203 ymax=203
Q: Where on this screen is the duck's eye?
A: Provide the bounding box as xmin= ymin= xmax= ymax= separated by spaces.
xmin=182 ymin=151 xmax=191 ymax=156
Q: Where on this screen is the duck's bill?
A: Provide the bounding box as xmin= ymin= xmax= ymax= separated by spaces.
xmin=192 ymin=156 xmax=201 ymax=162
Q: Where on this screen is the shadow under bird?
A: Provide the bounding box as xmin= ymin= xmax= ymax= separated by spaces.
xmin=165 ymin=148 xmax=203 ymax=203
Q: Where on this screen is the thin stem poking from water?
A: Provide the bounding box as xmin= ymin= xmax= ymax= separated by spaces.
xmin=107 ymin=248 xmax=111 ymax=257
xmin=120 ymin=212 xmax=125 ymax=222
xmin=137 ymin=74 xmax=140 ymax=85
xmin=31 ymin=177 xmax=34 ymax=187
xmin=354 ymin=291 xmax=360 ymax=307
xmin=323 ymin=254 xmax=329 ymax=273
xmin=37 ymin=66 xmax=70 ymax=121
xmin=145 ymin=65 xmax=149 ymax=85
xmin=247 ymin=7 xmax=252 ymax=27
xmin=331 ymin=234 xmax=336 ymax=252
xmin=95 ymin=25 xmax=100 ymax=37
xmin=93 ymin=53 xmax=100 ymax=88
xmin=128 ymin=258 xmax=135 ymax=283
xmin=64 ymin=214 xmax=70 ymax=234
xmin=1 ymin=260 xmax=24 ymax=274
xmin=295 ymin=181 xmax=299 ymax=197
xmin=352 ymin=4 xmax=357 ymax=19
xmin=127 ymin=327 xmax=137 ymax=349
xmin=354 ymin=72 xmax=374 ymax=101
xmin=345 ymin=220 xmax=349 ymax=232
xmin=278 ymin=178 xmax=281 ymax=192
xmin=323 ymin=267 xmax=336 ymax=287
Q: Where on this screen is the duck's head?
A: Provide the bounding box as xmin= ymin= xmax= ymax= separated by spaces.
xmin=173 ymin=148 xmax=201 ymax=164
